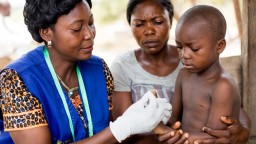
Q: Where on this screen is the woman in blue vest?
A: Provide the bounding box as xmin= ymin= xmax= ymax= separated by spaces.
xmin=0 ymin=0 xmax=172 ymax=143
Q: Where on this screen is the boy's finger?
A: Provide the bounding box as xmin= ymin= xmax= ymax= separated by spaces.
xmin=171 ymin=121 xmax=181 ymax=130
xmin=202 ymin=127 xmax=230 ymax=137
xmin=165 ymin=130 xmax=183 ymax=144
xmin=220 ymin=116 xmax=237 ymax=125
xmin=157 ymin=131 xmax=175 ymax=141
xmin=175 ymin=132 xmax=189 ymax=144
xmin=195 ymin=138 xmax=230 ymax=144
xmin=194 ymin=139 xmax=216 ymax=144
xmin=194 ymin=138 xmax=230 ymax=144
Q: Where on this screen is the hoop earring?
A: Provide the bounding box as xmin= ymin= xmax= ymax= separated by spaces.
xmin=47 ymin=40 xmax=52 ymax=48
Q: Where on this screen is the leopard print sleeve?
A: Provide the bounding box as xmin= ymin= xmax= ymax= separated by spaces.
xmin=102 ymin=59 xmax=114 ymax=110
xmin=0 ymin=69 xmax=48 ymax=131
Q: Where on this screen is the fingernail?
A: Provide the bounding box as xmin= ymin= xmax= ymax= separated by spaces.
xmin=179 ymin=129 xmax=183 ymax=134
xmin=170 ymin=131 xmax=175 ymax=136
xmin=194 ymin=141 xmax=199 ymax=144
xmin=184 ymin=132 xmax=189 ymax=138
xmin=202 ymin=127 xmax=206 ymax=131
xmin=221 ymin=116 xmax=226 ymax=120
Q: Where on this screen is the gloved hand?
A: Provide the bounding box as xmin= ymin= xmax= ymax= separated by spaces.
xmin=109 ymin=91 xmax=172 ymax=142
xmin=156 ymin=98 xmax=172 ymax=124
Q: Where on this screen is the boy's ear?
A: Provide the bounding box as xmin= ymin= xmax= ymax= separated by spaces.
xmin=39 ymin=28 xmax=53 ymax=42
xmin=216 ymin=38 xmax=226 ymax=54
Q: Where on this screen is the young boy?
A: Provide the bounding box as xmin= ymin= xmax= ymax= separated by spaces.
xmin=167 ymin=5 xmax=241 ymax=142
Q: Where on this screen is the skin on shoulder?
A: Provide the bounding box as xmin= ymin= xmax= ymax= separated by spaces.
xmin=170 ymin=5 xmax=241 ymax=142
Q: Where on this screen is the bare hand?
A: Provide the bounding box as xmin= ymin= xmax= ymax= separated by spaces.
xmin=195 ymin=116 xmax=250 ymax=144
xmin=157 ymin=121 xmax=189 ymax=144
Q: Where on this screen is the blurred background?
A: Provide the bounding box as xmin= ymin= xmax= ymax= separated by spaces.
xmin=0 ymin=0 xmax=242 ymax=67
xmin=2 ymin=1 xmax=256 ymax=143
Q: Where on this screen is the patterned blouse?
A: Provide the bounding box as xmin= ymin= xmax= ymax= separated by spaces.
xmin=0 ymin=60 xmax=114 ymax=131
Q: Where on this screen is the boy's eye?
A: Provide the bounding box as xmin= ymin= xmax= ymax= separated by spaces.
xmin=191 ymin=48 xmax=199 ymax=52
xmin=72 ymin=28 xmax=82 ymax=32
xmin=154 ymin=21 xmax=163 ymax=25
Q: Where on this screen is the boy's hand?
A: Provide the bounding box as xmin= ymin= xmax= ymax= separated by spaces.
xmin=153 ymin=122 xmax=172 ymax=135
xmin=196 ymin=116 xmax=250 ymax=144
xmin=157 ymin=121 xmax=189 ymax=144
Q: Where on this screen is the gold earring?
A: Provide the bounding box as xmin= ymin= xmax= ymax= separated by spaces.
xmin=47 ymin=40 xmax=52 ymax=48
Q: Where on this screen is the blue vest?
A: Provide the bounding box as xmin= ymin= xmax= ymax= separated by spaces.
xmin=0 ymin=46 xmax=109 ymax=143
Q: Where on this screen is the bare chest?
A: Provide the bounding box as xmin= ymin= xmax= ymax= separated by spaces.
xmin=181 ymin=78 xmax=215 ymax=131
xmin=182 ymin=78 xmax=214 ymax=110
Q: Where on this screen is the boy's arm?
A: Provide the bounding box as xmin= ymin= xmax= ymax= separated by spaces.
xmin=206 ymin=77 xmax=241 ymax=129
xmin=152 ymin=68 xmax=183 ymax=128
xmin=188 ymin=76 xmax=241 ymax=143
xmin=168 ymin=70 xmax=183 ymax=125
xmin=197 ymin=108 xmax=250 ymax=144
xmin=156 ymin=70 xmax=189 ymax=144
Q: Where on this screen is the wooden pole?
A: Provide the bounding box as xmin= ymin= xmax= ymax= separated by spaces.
xmin=233 ymin=0 xmax=242 ymax=37
xmin=241 ymin=0 xmax=256 ymax=143
xmin=173 ymin=10 xmax=180 ymax=21
xmin=189 ymin=0 xmax=197 ymax=6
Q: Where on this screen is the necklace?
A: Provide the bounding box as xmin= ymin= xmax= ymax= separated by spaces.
xmin=56 ymin=75 xmax=79 ymax=97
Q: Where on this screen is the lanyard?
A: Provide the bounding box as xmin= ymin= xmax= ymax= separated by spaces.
xmin=43 ymin=47 xmax=93 ymax=141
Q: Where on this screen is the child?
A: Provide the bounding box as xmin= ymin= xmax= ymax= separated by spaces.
xmin=157 ymin=5 xmax=241 ymax=143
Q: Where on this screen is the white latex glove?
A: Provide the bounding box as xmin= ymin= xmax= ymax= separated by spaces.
xmin=109 ymin=91 xmax=172 ymax=142
xmin=156 ymin=98 xmax=172 ymax=124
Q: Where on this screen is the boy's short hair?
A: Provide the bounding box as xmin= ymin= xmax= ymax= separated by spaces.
xmin=177 ymin=5 xmax=226 ymax=41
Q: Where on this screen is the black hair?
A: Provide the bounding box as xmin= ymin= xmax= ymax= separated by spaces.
xmin=23 ymin=0 xmax=92 ymax=43
xmin=126 ymin=0 xmax=174 ymax=25
xmin=177 ymin=5 xmax=226 ymax=41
